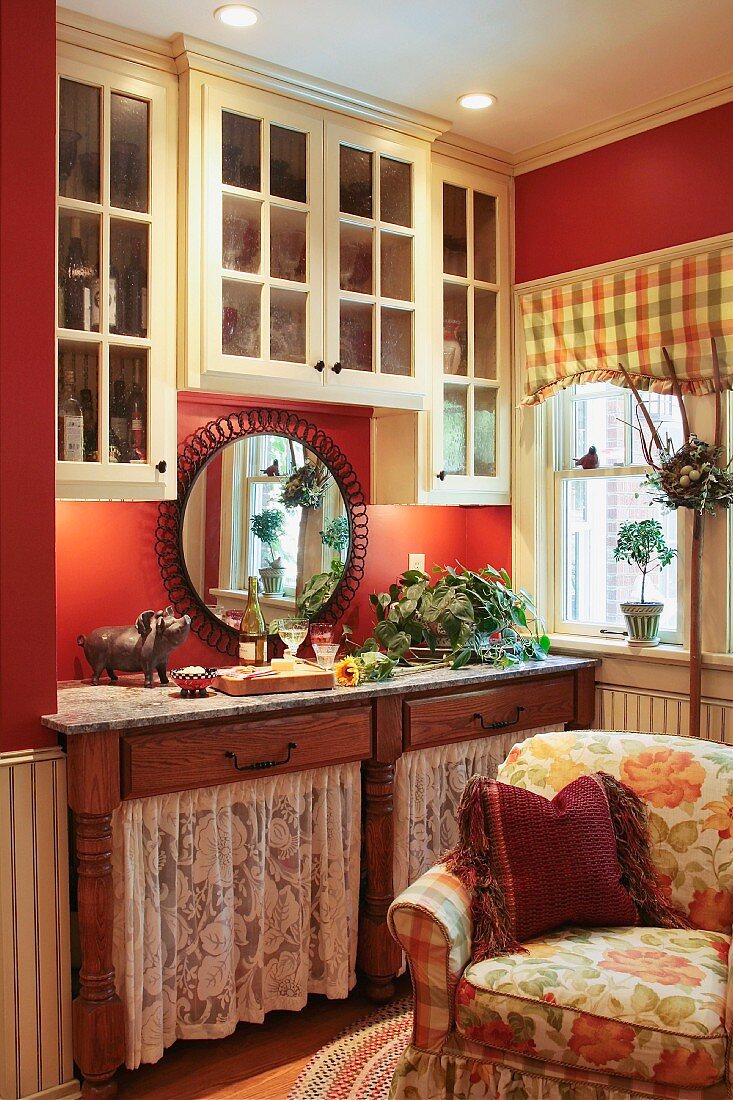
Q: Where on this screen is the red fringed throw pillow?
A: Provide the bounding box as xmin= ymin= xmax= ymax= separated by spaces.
xmin=445 ymin=772 xmax=690 ymax=962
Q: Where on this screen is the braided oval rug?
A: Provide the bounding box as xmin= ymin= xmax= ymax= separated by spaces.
xmin=287 ymin=998 xmax=413 ymax=1100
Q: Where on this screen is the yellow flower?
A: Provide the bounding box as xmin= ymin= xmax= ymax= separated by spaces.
xmin=335 ymin=657 xmax=360 ymax=687
xmin=529 ymin=732 xmax=577 ymax=761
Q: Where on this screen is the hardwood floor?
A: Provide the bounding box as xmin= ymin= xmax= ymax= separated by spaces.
xmin=116 ymin=977 xmax=412 ymax=1100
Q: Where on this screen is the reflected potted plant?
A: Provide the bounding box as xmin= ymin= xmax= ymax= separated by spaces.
xmin=250 ymin=509 xmax=286 ymax=595
xmin=613 ymin=519 xmax=676 ymax=647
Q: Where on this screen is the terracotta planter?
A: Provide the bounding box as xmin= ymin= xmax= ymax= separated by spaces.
xmin=620 ymin=601 xmax=664 ymax=647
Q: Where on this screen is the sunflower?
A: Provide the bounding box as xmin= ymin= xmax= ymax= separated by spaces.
xmin=334 ymin=657 xmax=360 ymax=687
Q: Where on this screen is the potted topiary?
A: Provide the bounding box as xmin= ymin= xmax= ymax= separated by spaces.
xmin=613 ymin=519 xmax=676 ymax=647
xmin=250 ymin=509 xmax=286 ymax=595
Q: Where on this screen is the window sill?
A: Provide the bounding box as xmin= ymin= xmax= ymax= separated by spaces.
xmin=549 ymin=633 xmax=733 ymax=673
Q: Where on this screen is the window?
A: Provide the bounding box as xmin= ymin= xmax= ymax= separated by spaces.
xmin=555 ymin=383 xmax=685 ymax=642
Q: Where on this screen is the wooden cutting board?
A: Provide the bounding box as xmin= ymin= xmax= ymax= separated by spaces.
xmin=214 ymin=664 xmax=336 ymax=696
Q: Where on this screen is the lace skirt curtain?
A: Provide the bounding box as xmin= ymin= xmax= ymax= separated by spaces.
xmin=112 ymin=761 xmax=360 ymax=1068
xmin=394 ymin=729 xmax=554 ymax=897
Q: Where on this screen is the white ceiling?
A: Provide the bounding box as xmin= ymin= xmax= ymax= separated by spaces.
xmin=67 ymin=0 xmax=733 ymax=153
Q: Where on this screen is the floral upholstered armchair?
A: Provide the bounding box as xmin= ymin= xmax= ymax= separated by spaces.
xmin=388 ymin=731 xmax=733 ymax=1100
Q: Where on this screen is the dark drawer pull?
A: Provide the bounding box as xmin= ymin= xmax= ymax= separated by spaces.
xmin=474 ymin=706 xmax=525 ymax=731
xmin=225 ymin=742 xmax=297 ymax=772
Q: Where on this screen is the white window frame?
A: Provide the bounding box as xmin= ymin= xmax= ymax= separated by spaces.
xmin=512 ymin=232 xmax=732 ymax=660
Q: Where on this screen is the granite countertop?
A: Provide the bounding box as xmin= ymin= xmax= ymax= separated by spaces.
xmin=42 ymin=655 xmax=597 ymax=735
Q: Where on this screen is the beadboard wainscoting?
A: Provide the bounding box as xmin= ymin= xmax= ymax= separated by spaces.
xmin=595 ymin=685 xmax=733 ymax=741
xmin=0 ymin=748 xmax=79 ymax=1100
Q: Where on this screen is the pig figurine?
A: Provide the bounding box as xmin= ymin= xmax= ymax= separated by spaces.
xmin=77 ymin=607 xmax=191 ymax=687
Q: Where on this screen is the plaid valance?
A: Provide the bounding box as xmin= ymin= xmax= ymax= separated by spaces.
xmin=519 ymin=245 xmax=733 ymax=406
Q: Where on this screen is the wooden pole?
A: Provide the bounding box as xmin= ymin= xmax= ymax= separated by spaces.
xmin=689 ymin=510 xmax=705 ymax=738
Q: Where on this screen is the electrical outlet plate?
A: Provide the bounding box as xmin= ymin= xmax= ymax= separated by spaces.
xmin=408 ymin=553 xmax=425 ymax=572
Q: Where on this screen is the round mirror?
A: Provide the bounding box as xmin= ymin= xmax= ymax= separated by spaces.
xmin=156 ymin=409 xmax=368 ymax=656
xmin=182 ymin=434 xmax=350 ymax=628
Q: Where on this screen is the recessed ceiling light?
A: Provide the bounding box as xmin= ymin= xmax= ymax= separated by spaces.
xmin=214 ymin=4 xmax=260 ymax=27
xmin=458 ymin=92 xmax=496 ymax=110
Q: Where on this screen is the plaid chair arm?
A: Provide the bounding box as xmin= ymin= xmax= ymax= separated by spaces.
xmin=388 ymin=863 xmax=472 ymax=1051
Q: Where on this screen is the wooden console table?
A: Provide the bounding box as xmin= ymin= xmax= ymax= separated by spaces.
xmin=43 ymin=655 xmax=595 ymax=1096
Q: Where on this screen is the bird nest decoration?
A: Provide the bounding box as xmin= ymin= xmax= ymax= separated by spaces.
xmin=621 ymin=343 xmax=733 ymax=516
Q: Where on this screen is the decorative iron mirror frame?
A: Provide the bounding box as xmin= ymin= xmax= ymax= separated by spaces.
xmin=156 ymin=408 xmax=368 ymax=655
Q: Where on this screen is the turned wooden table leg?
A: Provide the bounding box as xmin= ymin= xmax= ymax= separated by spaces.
xmin=66 ymin=731 xmax=124 ymax=1098
xmin=359 ymin=760 xmax=401 ymax=1001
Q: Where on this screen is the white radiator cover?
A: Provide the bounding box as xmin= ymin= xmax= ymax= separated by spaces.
xmin=595 ymin=685 xmax=733 ymax=741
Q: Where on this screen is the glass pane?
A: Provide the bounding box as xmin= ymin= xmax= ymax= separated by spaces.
xmin=474 ymin=288 xmax=497 ymax=379
xmin=569 ymin=384 xmax=626 ymax=469
xmin=222 ymin=279 xmax=261 ymax=357
xmin=381 ymin=307 xmax=412 ymax=377
xmin=270 ymin=125 xmax=307 ymax=202
xmin=443 ymin=384 xmax=468 ymax=475
xmin=110 ymin=94 xmax=149 ymax=212
xmin=270 ymin=288 xmax=307 ymax=363
xmin=222 ymin=111 xmax=261 ymax=191
xmin=340 ymin=146 xmax=372 ymax=218
xmin=58 ymin=342 xmax=99 ymax=463
xmin=59 ymin=79 xmax=100 ymax=203
xmin=109 ymin=348 xmax=148 ymax=463
xmin=380 ymin=157 xmax=411 ymax=227
xmin=474 ymin=388 xmax=497 ymax=477
xmin=473 ymin=191 xmax=497 ymax=283
xmin=340 ymin=300 xmax=373 ymax=372
xmin=443 ymin=183 xmax=467 ymax=277
xmin=58 ymin=210 xmax=100 ymax=332
xmin=380 ymin=232 xmax=412 ymax=301
xmin=110 ymin=220 xmax=148 ymax=337
xmin=340 ymin=223 xmax=373 ymax=294
xmin=222 ymin=194 xmax=261 ymax=273
xmin=443 ymin=283 xmax=467 ymax=376
xmin=632 ymin=391 xmax=686 ymax=461
xmin=562 ymin=476 xmax=678 ymax=630
xmin=270 ymin=207 xmax=307 ymax=282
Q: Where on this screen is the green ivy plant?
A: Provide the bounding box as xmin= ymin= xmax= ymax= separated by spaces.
xmin=613 ymin=519 xmax=676 ymax=603
xmin=358 ymin=564 xmax=550 ymax=670
xmin=296 ymin=559 xmax=344 ymax=618
xmin=320 ymin=515 xmax=350 ymax=558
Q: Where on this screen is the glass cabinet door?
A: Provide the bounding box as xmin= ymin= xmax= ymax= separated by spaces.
xmin=205 ymin=88 xmax=324 ymax=385
xmin=432 ymin=164 xmax=509 ymax=500
xmin=56 ymin=56 xmax=174 ymax=498
xmin=325 ymin=123 xmax=428 ymax=397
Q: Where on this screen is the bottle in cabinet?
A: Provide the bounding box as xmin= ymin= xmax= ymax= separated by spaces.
xmin=238 ymin=577 xmax=267 ymax=666
xmin=62 ymin=216 xmax=92 ymax=331
xmin=90 ymin=260 xmax=119 ymax=334
xmin=121 ymin=240 xmax=147 ymax=337
xmin=79 ymin=353 xmax=97 ymax=461
xmin=109 ymin=362 xmax=129 ymax=460
xmin=126 ymin=359 xmax=147 ymax=462
xmin=58 ymin=365 xmax=84 ymax=462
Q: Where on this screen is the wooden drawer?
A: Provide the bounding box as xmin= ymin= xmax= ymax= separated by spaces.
xmin=121 ymin=705 xmax=372 ymax=799
xmin=404 ymin=674 xmax=575 ymax=751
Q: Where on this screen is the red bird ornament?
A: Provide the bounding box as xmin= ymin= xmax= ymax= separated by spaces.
xmin=574 ymin=446 xmax=599 ymax=469
xmin=262 ymin=459 xmax=280 ymax=476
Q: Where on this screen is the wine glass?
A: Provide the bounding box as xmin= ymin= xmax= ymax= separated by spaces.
xmin=309 ymin=621 xmax=335 ymax=646
xmin=278 ymin=617 xmax=309 ymax=661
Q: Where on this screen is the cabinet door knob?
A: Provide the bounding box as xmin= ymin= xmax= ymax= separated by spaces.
xmin=331 ymin=361 xmax=343 ymax=375
xmin=436 ymin=470 xmax=446 ymax=481
xmin=314 ymin=360 xmax=325 ymax=372
xmin=156 ymin=460 xmax=167 ymax=474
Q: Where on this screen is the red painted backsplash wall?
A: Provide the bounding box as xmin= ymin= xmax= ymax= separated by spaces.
xmin=56 ymin=395 xmax=511 ymax=680
xmin=515 ymin=101 xmax=733 ymax=283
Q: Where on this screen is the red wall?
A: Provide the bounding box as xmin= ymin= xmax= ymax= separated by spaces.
xmin=0 ymin=0 xmax=58 ymax=750
xmin=515 ymin=102 xmax=733 ymax=283
xmin=56 ymin=393 xmax=511 ymax=679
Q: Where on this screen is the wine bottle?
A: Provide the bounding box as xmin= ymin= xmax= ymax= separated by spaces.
xmin=122 ymin=239 xmax=147 ymax=336
xmin=238 ymin=577 xmax=267 ymax=666
xmin=58 ymin=362 xmax=84 ymax=462
xmin=79 ymin=353 xmax=97 ymax=461
xmin=127 ymin=359 xmax=147 ymax=463
xmin=63 ymin=216 xmax=91 ymax=331
xmin=90 ymin=260 xmax=118 ymax=333
xmin=109 ymin=361 xmax=129 ymax=460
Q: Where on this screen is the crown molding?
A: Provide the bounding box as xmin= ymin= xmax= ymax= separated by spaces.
xmin=513 ymin=69 xmax=733 ymax=174
xmin=432 ymin=132 xmax=513 ymax=177
xmin=171 ymin=33 xmax=451 ymax=143
xmin=56 ymin=7 xmax=176 ymax=73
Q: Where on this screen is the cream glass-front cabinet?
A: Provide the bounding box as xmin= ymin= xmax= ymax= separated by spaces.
xmin=181 ymin=75 xmax=430 ymax=410
xmin=56 ymin=41 xmax=177 ymax=500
